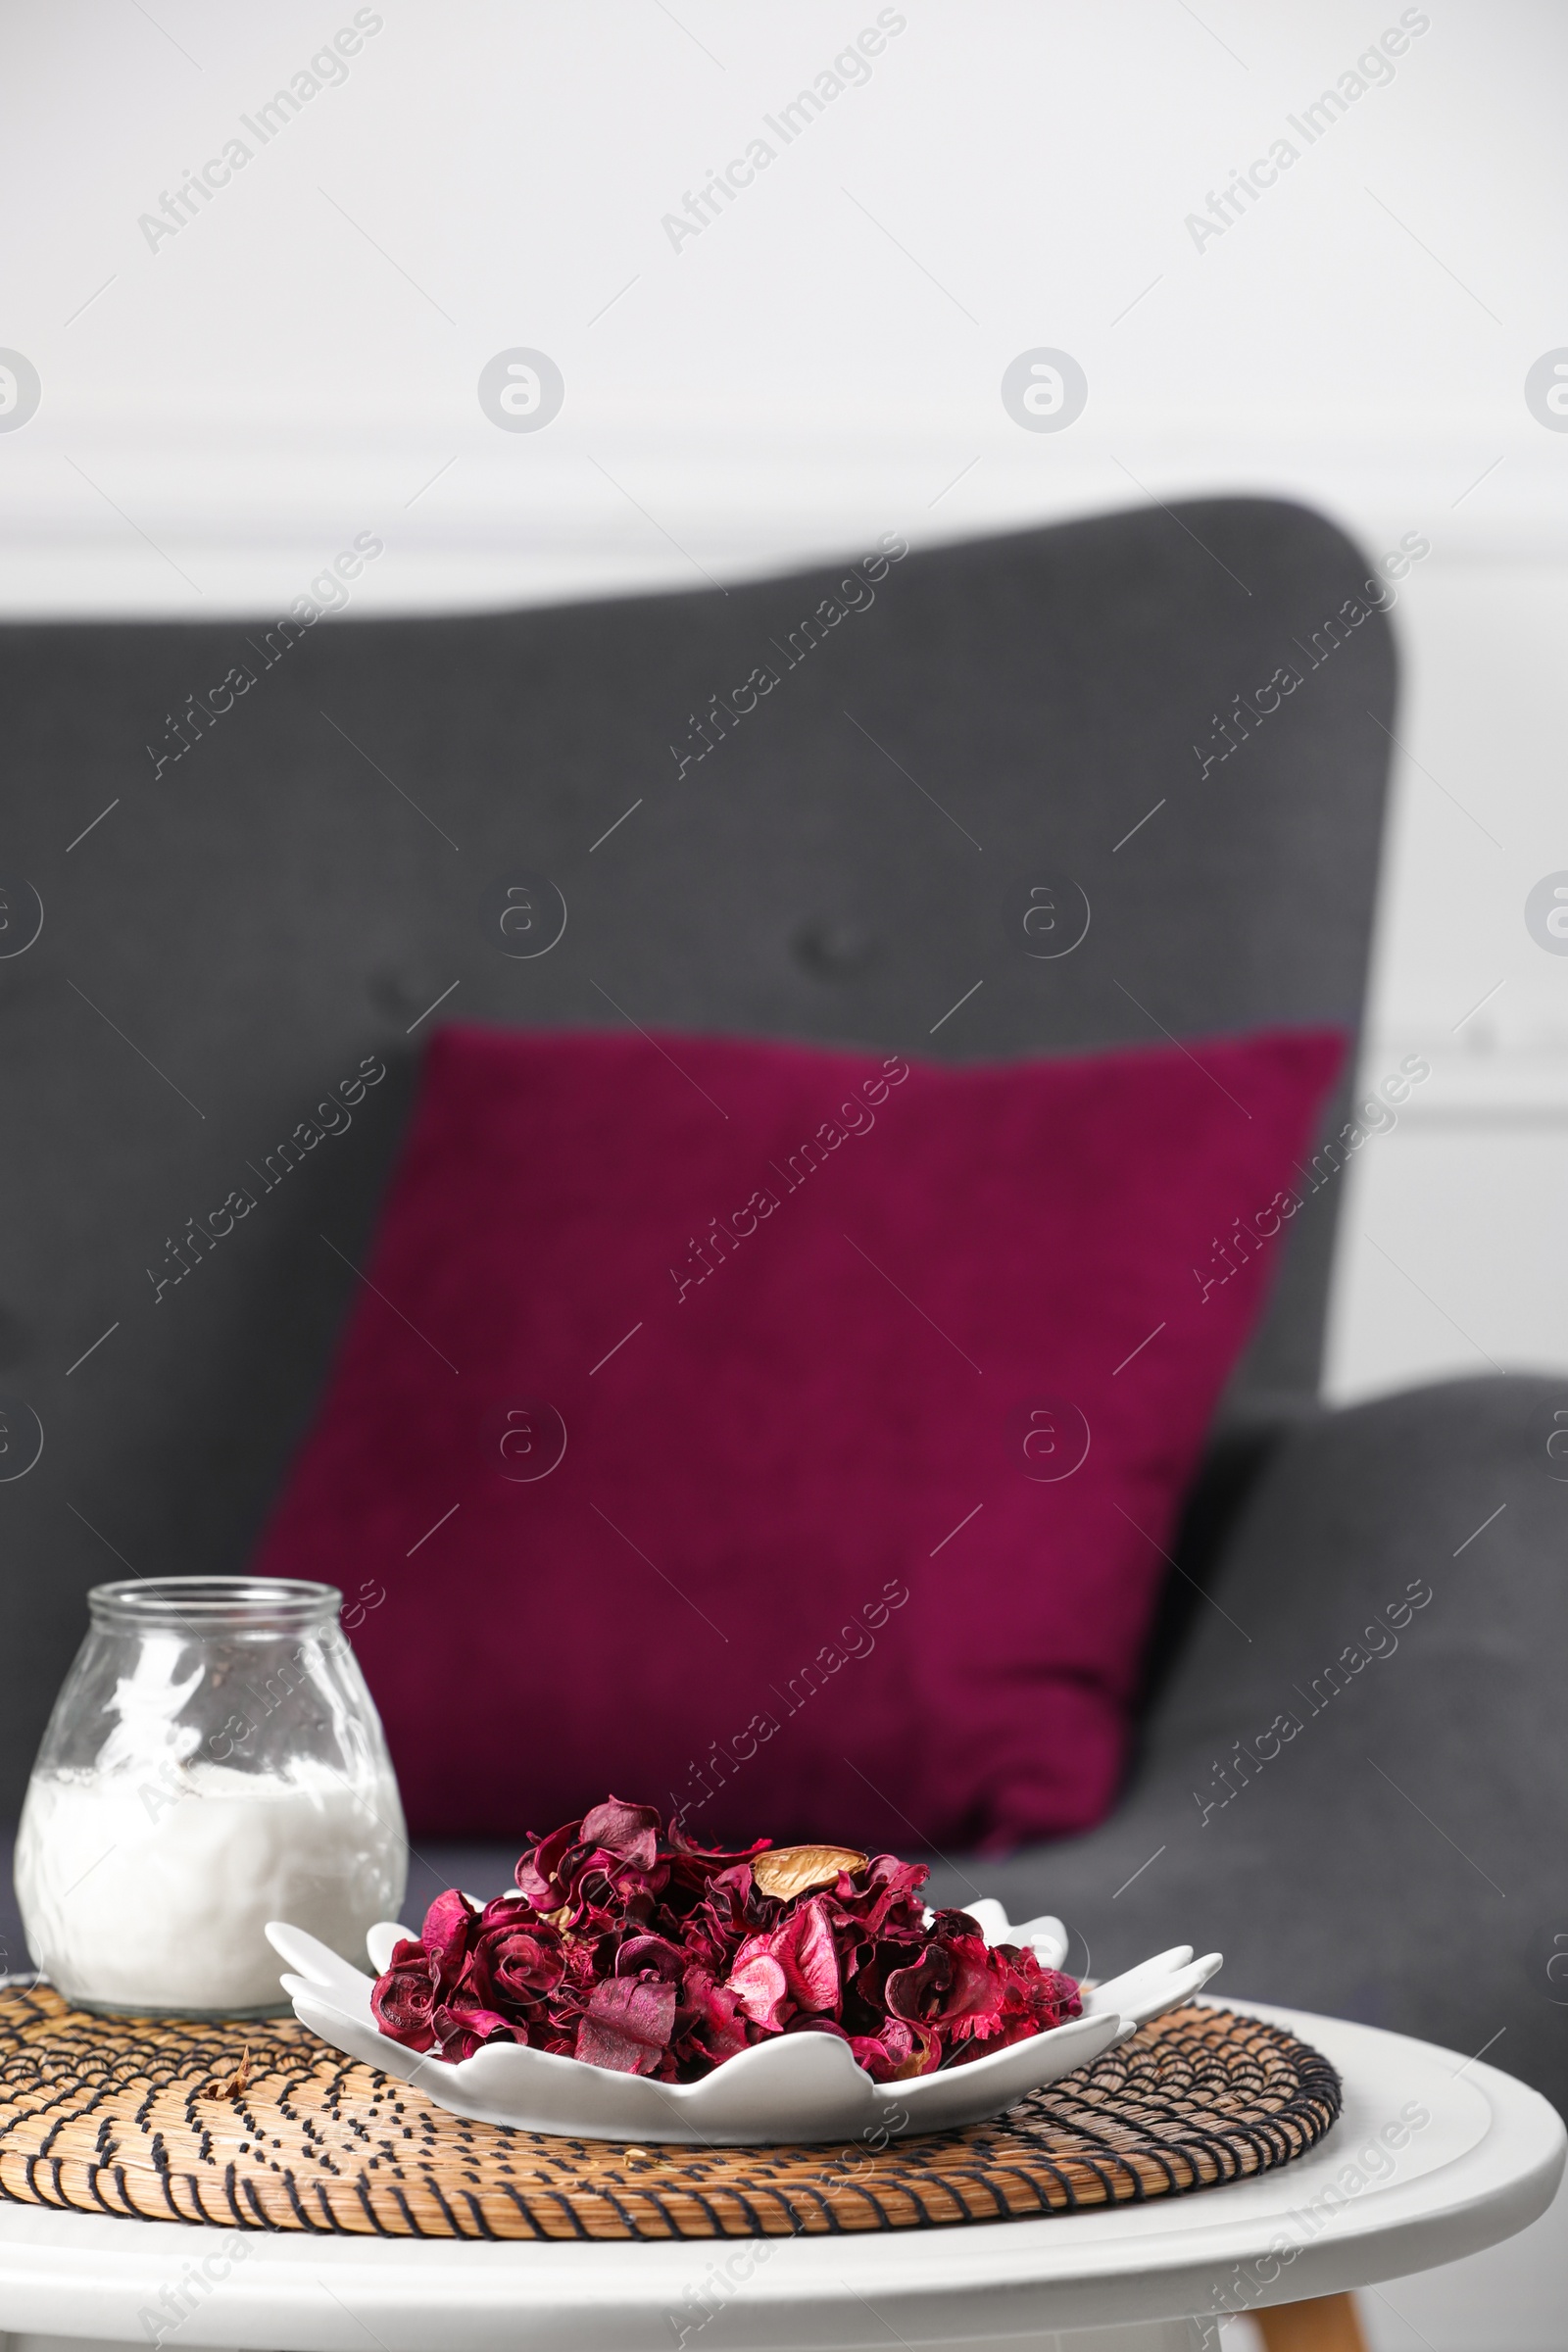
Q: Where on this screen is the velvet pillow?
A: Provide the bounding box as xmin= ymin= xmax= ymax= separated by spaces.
xmin=253 ymin=1022 xmax=1342 ymax=1852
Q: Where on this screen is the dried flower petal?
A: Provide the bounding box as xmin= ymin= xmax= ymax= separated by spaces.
xmin=680 ymin=1966 xmax=754 ymax=2066
xmin=751 ymin=1844 xmax=868 ymax=1900
xmin=422 ymin=1889 xmax=479 ymax=1987
xmin=369 ymin=1937 xmax=438 ymax=2052
xmin=206 ymin=2044 xmax=253 ymax=2102
xmin=849 ymin=2017 xmax=939 ymax=2081
xmin=575 ymin=1974 xmax=677 ymax=2075
xmin=616 ymin=1932 xmax=685 ymax=1981
xmin=476 ymin=1917 xmax=567 ymax=2005
xmin=580 ymin=1796 xmax=662 ymax=1871
xmin=514 ymin=1821 xmax=581 ymax=1910
xmin=727 ymin=1949 xmax=791 ymax=2032
xmin=727 ymin=1896 xmax=842 ymax=2030
xmin=432 ymin=1997 xmax=518 ymax=2063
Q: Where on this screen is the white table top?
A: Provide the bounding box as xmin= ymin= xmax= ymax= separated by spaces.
xmin=0 ymin=1999 xmax=1559 ymax=2350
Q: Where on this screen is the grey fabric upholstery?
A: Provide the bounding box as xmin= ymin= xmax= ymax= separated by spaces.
xmin=927 ymin=1374 xmax=1568 ymax=2110
xmin=0 ymin=496 xmax=1394 ymax=1810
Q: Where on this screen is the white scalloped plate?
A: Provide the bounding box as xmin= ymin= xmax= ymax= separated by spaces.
xmin=266 ymin=1905 xmax=1220 ymax=2145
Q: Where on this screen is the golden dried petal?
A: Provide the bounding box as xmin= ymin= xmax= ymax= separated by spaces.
xmin=206 ymin=2044 xmax=252 ymax=2103
xmin=751 ymin=1844 xmax=868 ymax=1900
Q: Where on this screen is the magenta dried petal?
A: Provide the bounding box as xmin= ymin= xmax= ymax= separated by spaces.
xmin=829 ymin=1856 xmax=930 ymax=1938
xmin=848 ymin=2032 xmax=901 ymax=2082
xmin=574 ymin=1973 xmax=678 ymax=2075
xmin=727 ymin=1949 xmax=792 ymax=2032
xmin=849 ymin=2017 xmax=939 ymax=2081
xmin=885 ymin=1931 xmax=1011 ymax=2040
xmin=679 ymin=1967 xmax=754 ymax=2066
xmin=514 ymin=1819 xmax=583 ymax=1907
xmin=369 ymin=1946 xmax=437 ymax=2052
xmin=579 ymin=1796 xmax=662 ymax=1872
xmin=616 ymin=1932 xmax=685 ymax=1980
xmin=442 ymin=1995 xmax=516 ymax=2034
xmin=422 ymin=1888 xmax=480 ymax=1984
xmin=479 ymin=1893 xmax=532 ymax=1931
xmin=662 ymin=1834 xmax=773 ymax=1916
xmin=729 ymin=1896 xmax=842 ymax=2027
xmin=382 ymin=1935 xmax=426 ymax=1972
xmin=696 ymin=1865 xmax=765 ymax=1950
xmin=932 ymin=1935 xmax=1008 ymax=2034
xmin=784 ymin=1898 xmax=842 ymax=2015
xmin=1047 ymin=1967 xmax=1083 ymax=2020
xmin=938 ymin=1950 xmax=1084 ymax=2063
xmin=883 ymin=1945 xmax=948 ymax=2023
xmin=431 ymin=1998 xmax=518 ymax=2062
xmin=477 ymin=1918 xmax=567 ymax=2003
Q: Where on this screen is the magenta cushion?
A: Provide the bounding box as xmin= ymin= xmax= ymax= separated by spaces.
xmin=252 ymin=1022 xmax=1343 ymax=1852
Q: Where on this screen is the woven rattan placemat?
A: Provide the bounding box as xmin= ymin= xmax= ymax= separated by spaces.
xmin=0 ymin=1989 xmax=1339 ymax=2239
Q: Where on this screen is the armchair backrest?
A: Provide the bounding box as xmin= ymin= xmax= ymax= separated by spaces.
xmin=0 ymin=496 xmax=1395 ymax=1804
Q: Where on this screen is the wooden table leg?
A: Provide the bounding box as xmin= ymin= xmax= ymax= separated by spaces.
xmin=1256 ymin=2292 xmax=1369 ymax=2352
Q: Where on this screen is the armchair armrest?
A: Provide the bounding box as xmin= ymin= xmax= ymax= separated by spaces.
xmin=930 ymin=1374 xmax=1568 ymax=2113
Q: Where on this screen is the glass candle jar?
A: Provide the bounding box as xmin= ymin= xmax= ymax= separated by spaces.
xmin=15 ymin=1578 xmax=407 ymax=2018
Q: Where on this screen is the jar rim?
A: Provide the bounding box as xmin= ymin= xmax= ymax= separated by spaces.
xmin=87 ymin=1578 xmax=341 ymax=1631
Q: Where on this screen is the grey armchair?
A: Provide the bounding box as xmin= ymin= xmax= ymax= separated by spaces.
xmin=3 ymin=496 xmax=1559 ymax=2112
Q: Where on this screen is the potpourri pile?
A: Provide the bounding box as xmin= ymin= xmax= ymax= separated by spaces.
xmin=370 ymin=1796 xmax=1080 ymax=2081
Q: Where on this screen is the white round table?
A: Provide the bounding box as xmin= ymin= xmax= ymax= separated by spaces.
xmin=0 ymin=2001 xmax=1558 ymax=2352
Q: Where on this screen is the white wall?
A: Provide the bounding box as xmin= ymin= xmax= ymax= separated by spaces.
xmin=1322 ymin=557 xmax=1568 ymax=1403
xmin=4 ymin=0 xmax=1566 ymax=1411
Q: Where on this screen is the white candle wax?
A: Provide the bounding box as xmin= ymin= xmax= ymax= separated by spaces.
xmin=15 ymin=1761 xmax=400 ymax=2013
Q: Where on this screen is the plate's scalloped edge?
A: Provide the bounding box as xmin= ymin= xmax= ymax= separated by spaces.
xmin=285 ymin=1986 xmax=1132 ymax=2144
